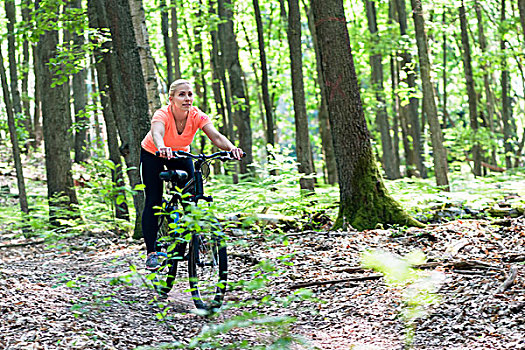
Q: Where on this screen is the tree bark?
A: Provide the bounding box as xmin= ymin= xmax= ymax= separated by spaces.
xmin=129 ymin=0 xmax=161 ymax=114
xmin=218 ymin=0 xmax=253 ymax=174
xmin=393 ymin=0 xmax=426 ymax=178
xmin=459 ymin=1 xmax=482 ymax=176
xmin=161 ymin=0 xmax=173 ymax=87
xmin=441 ymin=9 xmax=448 ymax=128
xmin=519 ymin=0 xmax=525 ymax=42
xmin=70 ymin=0 xmax=89 ymax=163
xmin=102 ymin=0 xmax=151 ymax=236
xmin=87 ymin=0 xmax=130 ymax=220
xmin=500 ymin=0 xmax=513 ymax=169
xmin=0 ymin=49 xmax=29 ymax=214
xmin=21 ymin=1 xmax=34 ymax=148
xmin=365 ymin=0 xmax=400 ymax=180
xmin=288 ymin=0 xmax=315 ymax=191
xmin=311 ymin=0 xmax=422 ymax=230
xmin=253 ymin=0 xmax=275 ymax=149
xmin=36 ymin=0 xmax=79 ymax=222
xmin=410 ymin=0 xmax=449 ymax=189
xmin=170 ymin=0 xmax=181 ymax=79
xmin=474 ymin=0 xmax=497 ymax=166
xmin=305 ymin=2 xmax=337 ymax=184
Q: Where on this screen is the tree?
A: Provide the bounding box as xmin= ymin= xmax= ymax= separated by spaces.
xmin=500 ymin=0 xmax=513 ymax=169
xmin=410 ymin=0 xmax=449 ymax=189
xmin=253 ymin=0 xmax=275 ymax=149
xmin=218 ymin=0 xmax=253 ymax=174
xmin=170 ymin=0 xmax=181 ymax=79
xmin=0 ymin=48 xmax=29 ymax=214
xmin=311 ymin=0 xmax=422 ymax=230
xmin=160 ymin=0 xmax=173 ymax=87
xmin=459 ymin=0 xmax=482 ymax=176
xmin=35 ymin=0 xmax=79 ymax=221
xmin=393 ymin=0 xmax=427 ymax=178
xmin=288 ymin=0 xmax=315 ymax=191
xmin=129 ymin=0 xmax=161 ymax=114
xmin=103 ymin=0 xmax=151 ymax=236
xmin=365 ymin=0 xmax=400 ymax=180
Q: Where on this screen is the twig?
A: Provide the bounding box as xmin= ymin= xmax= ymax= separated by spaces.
xmin=495 ymin=266 xmax=519 ymax=294
xmin=0 ymin=239 xmax=46 ymax=248
xmin=290 ymin=273 xmax=383 ymax=290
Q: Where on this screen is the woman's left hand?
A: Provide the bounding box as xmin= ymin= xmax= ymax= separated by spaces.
xmin=230 ymin=147 xmax=244 ymax=160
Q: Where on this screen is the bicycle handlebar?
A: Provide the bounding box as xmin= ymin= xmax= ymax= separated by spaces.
xmin=155 ymin=150 xmax=246 ymax=160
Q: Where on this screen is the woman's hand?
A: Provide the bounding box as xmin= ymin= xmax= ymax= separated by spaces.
xmin=158 ymin=146 xmax=173 ymax=159
xmin=230 ymin=147 xmax=244 ymax=160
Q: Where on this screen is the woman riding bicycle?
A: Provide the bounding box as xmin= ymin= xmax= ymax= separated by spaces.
xmin=140 ymin=79 xmax=243 ymax=270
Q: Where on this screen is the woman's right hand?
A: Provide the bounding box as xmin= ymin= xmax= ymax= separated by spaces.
xmin=158 ymin=146 xmax=173 ymax=159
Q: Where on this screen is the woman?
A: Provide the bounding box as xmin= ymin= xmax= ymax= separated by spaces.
xmin=140 ymin=79 xmax=243 ymax=269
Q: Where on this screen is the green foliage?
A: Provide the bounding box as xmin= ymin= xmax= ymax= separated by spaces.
xmin=362 ymin=250 xmax=445 ymax=348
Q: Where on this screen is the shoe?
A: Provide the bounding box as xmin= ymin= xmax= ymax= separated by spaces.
xmin=146 ymin=252 xmax=161 ymax=270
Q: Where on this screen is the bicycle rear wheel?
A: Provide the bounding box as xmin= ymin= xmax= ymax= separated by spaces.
xmin=153 ymin=214 xmax=185 ymax=295
xmin=188 ymin=230 xmax=227 ymax=311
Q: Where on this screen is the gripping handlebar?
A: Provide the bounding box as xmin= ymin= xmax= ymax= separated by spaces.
xmin=155 ymin=150 xmax=246 ymax=160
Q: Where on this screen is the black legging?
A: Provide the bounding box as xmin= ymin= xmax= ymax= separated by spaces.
xmin=140 ymin=148 xmax=194 ymax=253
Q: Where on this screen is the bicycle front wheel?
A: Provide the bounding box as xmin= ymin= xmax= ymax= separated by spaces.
xmin=188 ymin=231 xmax=227 ymax=311
xmin=153 ymin=214 xmax=185 ymax=295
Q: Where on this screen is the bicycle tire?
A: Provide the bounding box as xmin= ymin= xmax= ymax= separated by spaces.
xmin=153 ymin=212 xmax=185 ymax=295
xmin=188 ymin=228 xmax=227 ymax=311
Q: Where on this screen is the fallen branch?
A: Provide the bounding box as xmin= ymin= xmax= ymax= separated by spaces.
xmin=290 ymin=273 xmax=383 ymax=290
xmin=503 ymin=253 xmax=525 ymax=263
xmin=465 ymin=156 xmax=506 ymax=172
xmin=230 ymin=252 xmax=261 ymax=265
xmin=495 ymin=266 xmax=519 ymax=294
xmin=0 ymin=239 xmax=46 ymax=249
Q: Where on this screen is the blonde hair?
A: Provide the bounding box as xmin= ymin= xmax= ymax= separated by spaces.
xmin=168 ymin=79 xmax=192 ymax=97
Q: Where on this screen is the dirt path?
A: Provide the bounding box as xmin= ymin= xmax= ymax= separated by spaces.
xmin=1 ymin=219 xmax=524 ymax=349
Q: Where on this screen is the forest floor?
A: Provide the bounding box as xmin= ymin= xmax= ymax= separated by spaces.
xmin=0 ymin=217 xmax=524 ymax=350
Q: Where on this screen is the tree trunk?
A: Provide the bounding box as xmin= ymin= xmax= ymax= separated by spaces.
xmin=253 ymin=0 xmax=275 ymax=149
xmin=87 ymin=0 xmax=130 ymax=220
xmin=0 ymin=49 xmax=29 ymax=214
xmin=311 ymin=0 xmax=422 ymax=231
xmin=459 ymin=1 xmax=482 ymax=176
xmin=70 ymin=0 xmax=89 ymax=163
xmin=410 ymin=0 xmax=449 ymax=190
xmin=36 ymin=0 xmax=79 ymax=222
xmin=442 ymin=9 xmax=448 ymax=128
xmin=21 ymin=2 xmax=34 ymax=148
xmin=394 ymin=0 xmax=426 ymax=178
xmin=218 ymin=0 xmax=253 ymax=174
xmin=32 ymin=44 xmax=43 ymax=147
xmin=304 ymin=2 xmax=337 ymax=184
xmin=102 ymin=0 xmax=151 ymax=237
xmin=500 ymin=0 xmax=513 ymax=169
xmin=170 ymin=0 xmax=181 ymax=79
xmin=288 ymin=0 xmax=315 ymax=191
xmin=161 ymin=0 xmax=173 ymax=87
xmin=365 ymin=0 xmax=400 ymax=180
xmin=388 ymin=0 xmax=401 ymax=176
xmin=129 ymin=0 xmax=161 ymax=114
xmin=475 ymin=0 xmax=497 ymax=166
xmin=519 ymin=0 xmax=525 ymax=42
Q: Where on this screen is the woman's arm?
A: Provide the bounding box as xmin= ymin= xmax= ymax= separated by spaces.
xmin=202 ymin=123 xmax=243 ymax=159
xmin=151 ymin=121 xmax=173 ymax=158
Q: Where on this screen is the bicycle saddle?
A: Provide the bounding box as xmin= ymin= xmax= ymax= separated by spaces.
xmin=159 ymin=170 xmax=188 ymax=183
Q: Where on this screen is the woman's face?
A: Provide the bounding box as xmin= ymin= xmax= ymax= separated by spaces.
xmin=169 ymin=83 xmax=194 ymax=113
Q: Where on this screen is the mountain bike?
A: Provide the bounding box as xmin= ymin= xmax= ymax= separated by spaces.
xmin=151 ymin=150 xmax=242 ymax=312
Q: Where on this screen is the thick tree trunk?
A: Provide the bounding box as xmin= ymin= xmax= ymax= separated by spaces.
xmin=388 ymin=0 xmax=401 ymax=175
xmin=36 ymin=1 xmax=79 ymax=222
xmin=459 ymin=1 xmax=482 ymax=176
xmin=311 ymin=0 xmax=422 ymax=231
xmin=410 ymin=0 xmax=449 ymax=190
xmin=218 ymin=0 xmax=253 ymax=174
xmin=394 ymin=0 xmax=426 ymax=178
xmin=5 ymin=0 xmax=22 ymax=118
xmin=129 ymin=0 xmax=161 ymax=114
xmin=253 ymin=0 xmax=275 ymax=149
xmin=288 ymin=0 xmax=315 ymax=191
xmin=170 ymin=0 xmax=181 ymax=79
xmin=87 ymin=0 xmax=130 ymax=220
xmin=475 ymin=0 xmax=497 ymax=166
xmin=102 ymin=0 xmax=151 ymax=237
xmin=0 ymin=50 xmax=29 ymax=214
xmin=70 ymin=0 xmax=89 ymax=163
xmin=365 ymin=0 xmax=400 ymax=180
xmin=500 ymin=0 xmax=513 ymax=169
xmin=305 ymin=3 xmax=337 ymax=184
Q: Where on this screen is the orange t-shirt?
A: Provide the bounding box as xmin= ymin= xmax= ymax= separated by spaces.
xmin=141 ymin=105 xmax=212 ymax=154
